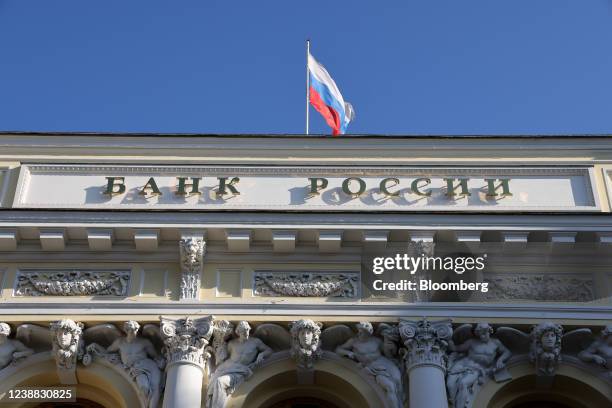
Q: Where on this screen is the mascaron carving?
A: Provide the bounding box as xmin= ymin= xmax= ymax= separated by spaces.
xmin=253 ymin=272 xmax=358 ymax=297
xmin=15 ymin=270 xmax=130 ymax=296
xmin=483 ymin=275 xmax=593 ymax=302
xmin=530 ymin=322 xmax=563 ymax=377
xmin=160 ymin=316 xmax=214 ymax=368
xmin=290 ymin=319 xmax=323 ymax=370
xmin=179 ymin=237 xmax=205 ymax=300
xmin=50 ymin=319 xmax=84 ymax=371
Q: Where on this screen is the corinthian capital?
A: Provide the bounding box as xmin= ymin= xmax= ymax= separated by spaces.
xmin=399 ymin=318 xmax=452 ymax=372
xmin=179 ymin=232 xmax=206 ymax=300
xmin=160 ymin=316 xmax=214 ymax=369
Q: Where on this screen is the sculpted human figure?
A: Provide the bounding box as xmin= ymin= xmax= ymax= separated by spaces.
xmin=530 ymin=322 xmax=562 ymax=376
xmin=290 ymin=319 xmax=322 ymax=370
xmin=446 ymin=323 xmax=511 ymax=408
xmin=0 ymin=323 xmax=33 ymax=370
xmin=578 ymin=324 xmax=612 ymax=369
xmin=335 ymin=322 xmax=403 ymax=408
xmin=86 ymin=321 xmax=164 ymax=408
xmin=206 ymin=321 xmax=273 ymax=408
xmin=50 ymin=319 xmax=83 ymax=370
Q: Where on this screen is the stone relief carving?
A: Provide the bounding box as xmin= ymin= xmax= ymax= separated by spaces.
xmin=50 ymin=319 xmax=84 ymax=371
xmin=253 ymin=272 xmax=359 ymax=297
xmin=444 ymin=323 xmax=512 ymax=408
xmin=83 ymin=321 xmax=165 ymax=408
xmin=578 ymin=325 xmax=612 ymax=372
xmin=160 ymin=316 xmax=214 ymax=368
xmin=14 ymin=270 xmax=130 ymax=296
xmin=336 ymin=322 xmax=403 ymax=408
xmin=529 ymin=322 xmax=563 ymax=377
xmin=179 ymin=237 xmax=205 ymax=300
xmin=210 ymin=319 xmax=235 ymax=365
xmin=482 ymin=274 xmax=593 ymax=302
xmin=0 ymin=323 xmax=34 ymax=370
xmin=206 ymin=321 xmax=273 ymax=408
xmin=290 ymin=319 xmax=322 ymax=370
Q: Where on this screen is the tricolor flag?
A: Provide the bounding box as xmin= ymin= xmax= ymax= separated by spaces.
xmin=308 ymin=52 xmax=354 ymax=135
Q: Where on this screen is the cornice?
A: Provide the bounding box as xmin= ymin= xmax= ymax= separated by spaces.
xmin=1 ymin=134 xmax=612 ymax=165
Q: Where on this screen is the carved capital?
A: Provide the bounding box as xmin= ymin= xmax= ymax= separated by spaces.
xmin=179 ymin=232 xmax=206 ymax=300
xmin=399 ymin=318 xmax=452 ymax=372
xmin=160 ymin=316 xmax=214 ymax=369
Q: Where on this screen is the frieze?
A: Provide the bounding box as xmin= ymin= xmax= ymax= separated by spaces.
xmin=253 ymin=271 xmax=359 ymax=298
xmin=481 ymin=274 xmax=594 ymax=302
xmin=14 ymin=270 xmax=130 ymax=296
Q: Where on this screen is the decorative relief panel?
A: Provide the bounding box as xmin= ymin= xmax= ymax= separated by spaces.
xmin=14 ymin=270 xmax=130 ymax=296
xmin=482 ymin=273 xmax=594 ymax=302
xmin=253 ymin=271 xmax=359 ymax=298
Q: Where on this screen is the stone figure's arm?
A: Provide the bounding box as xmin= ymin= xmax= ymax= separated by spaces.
xmin=255 ymin=339 xmax=273 ymax=362
xmin=11 ymin=340 xmax=34 ymax=359
xmin=578 ymin=342 xmax=606 ymax=366
xmin=494 ymin=339 xmax=511 ymax=369
xmin=449 ymin=338 xmax=472 ymax=353
xmin=107 ymin=339 xmax=121 ymax=353
xmin=335 ymin=338 xmax=355 ymax=360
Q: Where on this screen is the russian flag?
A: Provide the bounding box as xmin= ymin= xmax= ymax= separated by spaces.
xmin=308 ymin=52 xmax=354 ymax=135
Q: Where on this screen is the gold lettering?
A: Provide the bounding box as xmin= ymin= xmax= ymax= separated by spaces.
xmin=176 ymin=177 xmax=201 ymax=196
xmin=217 ymin=177 xmax=240 ymax=196
xmin=342 ymin=177 xmax=366 ymax=196
xmin=485 ymin=178 xmax=512 ymax=197
xmin=103 ymin=177 xmax=126 ymax=196
xmin=379 ymin=178 xmax=400 ymax=196
xmin=444 ymin=178 xmax=471 ymax=197
xmin=308 ymin=178 xmax=328 ymax=195
xmin=139 ymin=177 xmax=162 ymax=196
xmin=411 ymin=178 xmax=432 ymax=196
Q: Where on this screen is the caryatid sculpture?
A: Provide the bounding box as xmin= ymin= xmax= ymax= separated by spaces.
xmin=335 ymin=322 xmax=403 ymax=408
xmin=530 ymin=322 xmax=563 ymax=377
xmin=578 ymin=324 xmax=612 ymax=370
xmin=84 ymin=321 xmax=164 ymax=408
xmin=0 ymin=323 xmax=33 ymax=370
xmin=446 ymin=323 xmax=512 ymax=408
xmin=290 ymin=319 xmax=322 ymax=370
xmin=206 ymin=321 xmax=273 ymax=408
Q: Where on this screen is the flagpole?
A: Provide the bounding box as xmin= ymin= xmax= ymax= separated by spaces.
xmin=306 ymin=39 xmax=310 ymax=135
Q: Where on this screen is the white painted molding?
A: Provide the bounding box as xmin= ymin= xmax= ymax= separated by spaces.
xmin=272 ymin=230 xmax=296 ymax=253
xmin=226 ymin=230 xmax=251 ymax=252
xmin=318 ymin=230 xmax=342 ymax=253
xmin=0 ymin=228 xmax=18 ymax=251
xmin=133 ymin=229 xmax=159 ymax=251
xmin=39 ymin=228 xmax=67 ymax=251
xmin=86 ymin=228 xmax=114 ymax=251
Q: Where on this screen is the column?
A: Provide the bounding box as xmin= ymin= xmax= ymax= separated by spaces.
xmin=160 ymin=316 xmax=214 ymax=408
xmin=399 ymin=318 xmax=452 ymax=408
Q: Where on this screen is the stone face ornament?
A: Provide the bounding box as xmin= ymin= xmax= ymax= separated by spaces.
xmin=14 ymin=270 xmax=130 ymax=296
xmin=253 ymin=271 xmax=359 ymax=297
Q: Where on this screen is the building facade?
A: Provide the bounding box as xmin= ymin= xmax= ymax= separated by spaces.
xmin=0 ymin=133 xmax=610 ymax=408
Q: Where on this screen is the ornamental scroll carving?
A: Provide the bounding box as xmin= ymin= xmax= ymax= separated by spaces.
xmin=253 ymin=272 xmax=359 ymax=297
xmin=14 ymin=270 xmax=130 ymax=296
xmin=482 ymin=274 xmax=594 ymax=302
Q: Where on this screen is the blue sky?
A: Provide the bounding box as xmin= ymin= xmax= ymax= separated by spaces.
xmin=2 ymin=1 xmax=612 ymax=135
